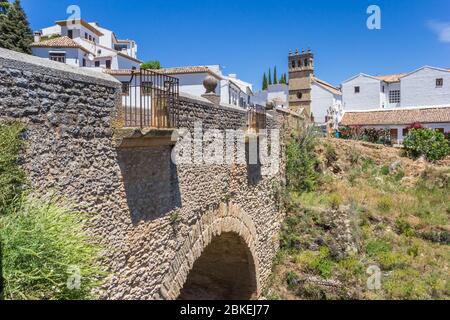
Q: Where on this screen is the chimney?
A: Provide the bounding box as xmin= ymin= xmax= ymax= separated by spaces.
xmin=34 ymin=31 xmax=42 ymax=43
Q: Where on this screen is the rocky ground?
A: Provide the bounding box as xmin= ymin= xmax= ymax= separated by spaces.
xmin=265 ymin=138 xmax=449 ymax=300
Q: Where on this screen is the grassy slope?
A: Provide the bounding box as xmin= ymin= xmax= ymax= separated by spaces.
xmin=266 ymin=138 xmax=449 ymax=300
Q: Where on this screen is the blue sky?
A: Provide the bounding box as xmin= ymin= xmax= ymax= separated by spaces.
xmin=22 ymin=0 xmax=450 ymax=90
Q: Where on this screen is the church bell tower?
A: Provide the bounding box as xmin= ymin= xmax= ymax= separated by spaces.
xmin=288 ymin=48 xmax=314 ymax=117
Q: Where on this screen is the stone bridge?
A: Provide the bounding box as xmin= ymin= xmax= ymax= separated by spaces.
xmin=0 ymin=48 xmax=302 ymax=300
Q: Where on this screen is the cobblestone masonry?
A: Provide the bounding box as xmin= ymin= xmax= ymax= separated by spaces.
xmin=0 ymin=48 xmax=294 ymax=299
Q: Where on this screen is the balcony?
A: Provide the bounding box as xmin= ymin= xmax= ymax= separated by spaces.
xmin=115 ymin=69 xmax=180 ymax=148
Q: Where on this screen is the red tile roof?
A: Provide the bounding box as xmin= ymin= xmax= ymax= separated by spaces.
xmin=341 ymin=107 xmax=450 ymax=126
xmin=312 ymin=77 xmax=342 ymax=96
xmin=31 ymin=36 xmax=92 ymax=53
xmin=104 ymin=66 xmax=224 ymax=79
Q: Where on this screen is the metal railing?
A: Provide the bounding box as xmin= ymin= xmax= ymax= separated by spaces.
xmin=122 ymin=69 xmax=179 ymax=129
xmin=247 ymin=104 xmax=267 ymax=134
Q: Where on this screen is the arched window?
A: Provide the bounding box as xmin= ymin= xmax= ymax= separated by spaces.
xmin=304 ymin=59 xmax=308 ymax=67
xmin=292 ymin=60 xmax=295 ymax=68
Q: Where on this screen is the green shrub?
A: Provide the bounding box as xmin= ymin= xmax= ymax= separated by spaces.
xmin=327 ymin=193 xmax=342 ymax=210
xmin=140 ymin=60 xmax=161 ymax=70
xmin=365 ymin=239 xmax=392 ymax=257
xmin=377 ymin=195 xmax=393 ymax=213
xmin=0 ymin=195 xmax=105 ymax=300
xmin=395 ymin=218 xmax=415 ymax=237
xmin=0 ymin=122 xmax=26 ymax=215
xmin=403 ymin=128 xmax=450 ymax=161
xmin=286 ymin=127 xmax=320 ymax=193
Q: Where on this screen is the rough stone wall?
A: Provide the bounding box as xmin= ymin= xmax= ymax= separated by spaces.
xmin=0 ymin=48 xmax=286 ymax=300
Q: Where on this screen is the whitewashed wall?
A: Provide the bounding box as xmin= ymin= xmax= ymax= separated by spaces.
xmin=31 ymin=47 xmax=87 ymax=68
xmin=401 ymin=67 xmax=450 ymax=107
xmin=311 ymin=83 xmax=342 ymax=124
xmin=342 ymin=75 xmax=381 ymax=110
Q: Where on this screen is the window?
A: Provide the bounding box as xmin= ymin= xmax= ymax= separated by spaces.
xmin=389 ymin=90 xmax=401 ymax=104
xmin=354 ymin=86 xmax=360 ymax=94
xmin=402 ymin=128 xmax=409 ymax=137
xmin=141 ymin=81 xmax=153 ymax=96
xmin=92 ymin=38 xmax=96 ymax=43
xmin=67 ymin=30 xmax=73 ymax=39
xmin=436 ymin=78 xmax=443 ymax=87
xmin=95 ymin=61 xmax=100 ymax=67
xmin=88 ymin=35 xmax=92 ymax=41
xmin=304 ymin=59 xmax=308 ymax=67
xmin=82 ymin=58 xmax=86 ymax=67
xmin=297 ymin=60 xmax=302 ymax=68
xmin=297 ymin=92 xmax=303 ymax=99
xmin=49 ymin=52 xmax=66 ymax=63
xmin=436 ymin=128 xmax=445 ymax=134
xmin=292 ymin=60 xmax=295 ymax=68
xmin=121 ymin=82 xmax=129 ymax=96
xmin=382 ymin=85 xmax=385 ymax=93
xmin=85 ymin=33 xmax=88 ymax=39
xmin=105 ymin=60 xmax=111 ymax=69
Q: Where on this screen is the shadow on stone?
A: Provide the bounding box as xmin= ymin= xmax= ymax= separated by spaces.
xmin=117 ymin=146 xmax=182 ymax=224
xmin=178 ymin=232 xmax=257 ymax=300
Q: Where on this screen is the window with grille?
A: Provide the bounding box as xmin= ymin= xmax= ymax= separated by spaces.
xmin=436 ymin=78 xmax=443 ymax=87
xmin=354 ymin=86 xmax=360 ymax=94
xmin=389 ymin=90 xmax=400 ymax=104
xmin=49 ymin=52 xmax=66 ymax=63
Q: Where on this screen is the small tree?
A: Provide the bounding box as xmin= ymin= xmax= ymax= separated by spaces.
xmin=273 ymin=66 xmax=278 ymax=85
xmin=262 ymin=73 xmax=268 ymax=90
xmin=268 ymin=68 xmax=272 ymax=86
xmin=403 ymin=128 xmax=450 ymax=161
xmin=140 ymin=60 xmax=161 ymax=70
xmin=0 ymin=0 xmax=33 ymax=54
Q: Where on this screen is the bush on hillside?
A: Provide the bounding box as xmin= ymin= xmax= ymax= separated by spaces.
xmin=403 ymin=128 xmax=450 ymax=161
xmin=0 ymin=195 xmax=105 ymax=300
xmin=286 ymin=126 xmax=320 ymax=193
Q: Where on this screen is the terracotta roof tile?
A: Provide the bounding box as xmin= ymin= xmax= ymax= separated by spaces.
xmin=313 ymin=77 xmax=342 ymax=96
xmin=31 ymin=36 xmax=91 ymax=53
xmin=374 ymin=73 xmax=407 ymax=83
xmin=104 ymin=66 xmax=224 ymax=79
xmin=341 ymin=107 xmax=450 ymax=126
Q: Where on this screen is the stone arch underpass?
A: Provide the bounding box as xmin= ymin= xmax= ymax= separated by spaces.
xmin=157 ymin=202 xmax=261 ymax=300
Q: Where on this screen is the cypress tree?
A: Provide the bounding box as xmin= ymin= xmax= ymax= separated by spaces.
xmin=268 ymin=68 xmax=272 ymax=86
xmin=262 ymin=73 xmax=268 ymax=91
xmin=0 ymin=0 xmax=33 ymax=54
xmin=273 ymin=66 xmax=278 ymax=84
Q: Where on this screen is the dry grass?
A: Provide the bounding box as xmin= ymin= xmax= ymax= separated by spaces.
xmin=266 ymin=138 xmax=450 ymax=300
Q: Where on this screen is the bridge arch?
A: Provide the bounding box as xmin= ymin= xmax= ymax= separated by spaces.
xmin=158 ymin=202 xmax=260 ymax=300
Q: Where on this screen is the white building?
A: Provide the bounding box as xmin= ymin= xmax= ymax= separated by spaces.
xmin=31 ymin=19 xmax=142 ymax=70
xmin=252 ymin=84 xmax=289 ymax=109
xmin=342 ymin=66 xmax=450 ymax=110
xmin=106 ymin=65 xmax=254 ymax=109
xmin=311 ymin=77 xmax=342 ymax=125
xmin=340 ymin=66 xmax=450 ymax=142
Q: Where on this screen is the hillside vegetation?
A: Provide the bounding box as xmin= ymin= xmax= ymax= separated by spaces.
xmin=266 ymin=136 xmax=449 ymax=300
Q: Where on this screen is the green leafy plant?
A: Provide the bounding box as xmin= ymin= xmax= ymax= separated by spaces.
xmin=140 ymin=60 xmax=161 ymax=70
xmin=0 ymin=195 xmax=105 ymax=300
xmin=403 ymin=128 xmax=450 ymax=161
xmin=286 ymin=127 xmax=320 ymax=193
